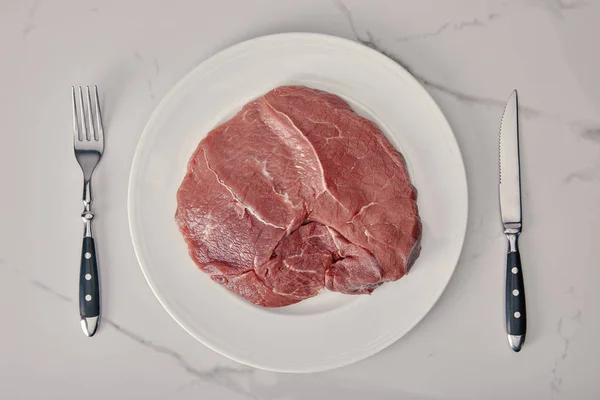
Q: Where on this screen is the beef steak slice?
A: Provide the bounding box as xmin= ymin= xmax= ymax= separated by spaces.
xmin=175 ymin=86 xmax=422 ymax=307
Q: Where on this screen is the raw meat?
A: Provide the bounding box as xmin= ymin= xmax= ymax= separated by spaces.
xmin=175 ymin=86 xmax=421 ymax=307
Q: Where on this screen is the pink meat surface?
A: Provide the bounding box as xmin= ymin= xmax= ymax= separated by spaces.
xmin=175 ymin=86 xmax=422 ymax=307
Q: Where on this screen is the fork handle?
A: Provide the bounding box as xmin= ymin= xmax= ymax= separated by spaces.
xmin=79 ymin=235 xmax=100 ymax=336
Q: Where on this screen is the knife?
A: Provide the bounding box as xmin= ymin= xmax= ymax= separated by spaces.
xmin=499 ymin=90 xmax=526 ymax=352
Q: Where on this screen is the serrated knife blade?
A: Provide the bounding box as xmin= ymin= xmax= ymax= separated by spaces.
xmin=499 ymin=90 xmax=526 ymax=352
xmin=499 ymin=90 xmax=522 ymax=227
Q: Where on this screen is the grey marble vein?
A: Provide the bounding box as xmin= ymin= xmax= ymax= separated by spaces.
xmin=174 ymin=370 xmax=261 ymax=400
xmin=564 ymin=160 xmax=600 ymax=184
xmin=333 ymin=0 xmax=544 ymax=115
xmin=396 ymin=13 xmax=499 ymax=42
xmin=9 ymin=267 xmax=256 ymax=396
xmin=3 ymin=265 xmax=73 ymax=303
xmin=581 ymin=127 xmax=600 ymax=144
xmin=106 ymin=319 xmax=254 ymax=390
xmin=30 ymin=279 xmax=73 ymax=303
xmin=540 ymin=0 xmax=590 ymax=21
xmin=396 ymin=23 xmax=450 ymax=42
xmin=333 ymin=0 xmax=600 ymax=127
xmin=28 ymin=0 xmax=38 ymax=18
xmin=147 ymin=80 xmax=155 ymax=100
xmin=553 ymin=0 xmax=589 ymax=11
xmin=22 ymin=0 xmax=38 ymax=38
xmin=133 ymin=52 xmax=160 ymax=99
xmin=551 ymin=310 xmax=582 ymax=398
xmin=107 ymin=319 xmax=209 ymax=376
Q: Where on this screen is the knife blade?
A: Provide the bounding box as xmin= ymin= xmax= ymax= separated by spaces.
xmin=499 ymin=90 xmax=526 ymax=352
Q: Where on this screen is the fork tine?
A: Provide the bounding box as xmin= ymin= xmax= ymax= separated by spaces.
xmin=72 ymin=86 xmax=81 ymax=141
xmin=85 ymin=86 xmax=95 ymax=141
xmin=77 ymin=86 xmax=88 ymax=140
xmin=93 ymin=86 xmax=104 ymax=141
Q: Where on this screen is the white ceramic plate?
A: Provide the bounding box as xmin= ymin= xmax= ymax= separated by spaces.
xmin=128 ymin=33 xmax=467 ymax=373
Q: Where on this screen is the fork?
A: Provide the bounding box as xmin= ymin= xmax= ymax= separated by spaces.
xmin=72 ymin=86 xmax=104 ymax=337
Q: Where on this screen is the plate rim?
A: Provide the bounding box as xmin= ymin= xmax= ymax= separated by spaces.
xmin=128 ymin=32 xmax=468 ymax=372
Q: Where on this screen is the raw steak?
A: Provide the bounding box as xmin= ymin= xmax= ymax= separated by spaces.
xmin=175 ymin=86 xmax=421 ymax=307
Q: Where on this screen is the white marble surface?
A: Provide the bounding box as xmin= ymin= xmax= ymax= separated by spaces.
xmin=1 ymin=0 xmax=599 ymax=399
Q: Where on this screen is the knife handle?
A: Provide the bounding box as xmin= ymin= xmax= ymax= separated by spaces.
xmin=505 ymin=232 xmax=526 ymax=351
xmin=79 ymin=236 xmax=100 ymax=336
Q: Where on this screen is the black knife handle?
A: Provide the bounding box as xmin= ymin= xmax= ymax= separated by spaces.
xmin=506 ymin=233 xmax=526 ymax=345
xmin=79 ymin=237 xmax=100 ymax=319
